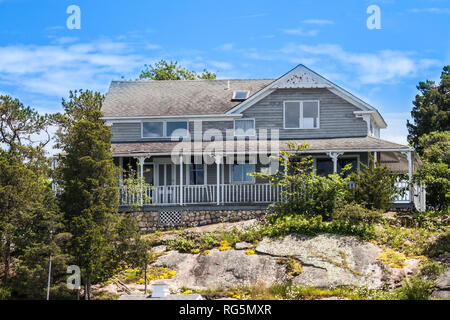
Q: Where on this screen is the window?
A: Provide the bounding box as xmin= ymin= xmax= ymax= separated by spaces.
xmin=315 ymin=157 xmax=358 ymax=177
xmin=232 ymin=91 xmax=249 ymax=100
xmin=338 ymin=158 xmax=358 ymax=177
xmin=142 ymin=121 xmax=188 ymax=138
xmin=316 ymin=159 xmax=333 ymax=177
xmin=232 ymin=163 xmax=255 ymax=183
xmin=283 ymin=101 xmax=319 ymax=129
xmin=234 ymin=119 xmax=255 ymax=136
xmin=189 ymin=164 xmax=204 ymax=185
xmin=143 ymin=121 xmax=164 ymax=138
xmin=167 ymin=121 xmax=188 ymax=137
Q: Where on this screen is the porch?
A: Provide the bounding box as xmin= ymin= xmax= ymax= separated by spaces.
xmin=113 ymin=136 xmax=426 ymax=211
xmin=118 ymin=181 xmax=422 ymax=207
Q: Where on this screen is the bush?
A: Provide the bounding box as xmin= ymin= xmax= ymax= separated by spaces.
xmin=413 ymin=131 xmax=450 ymax=210
xmin=395 ymin=277 xmax=434 ymax=300
xmin=333 ymin=202 xmax=383 ymax=224
xmin=348 ymin=155 xmax=399 ymax=211
xmin=251 ymin=143 xmax=349 ymax=220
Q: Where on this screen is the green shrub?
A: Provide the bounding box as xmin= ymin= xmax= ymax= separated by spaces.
xmin=395 ymin=277 xmax=434 ymax=300
xmin=0 ymin=287 xmax=11 ymax=300
xmin=169 ymin=238 xmax=197 ymax=252
xmin=420 ymin=261 xmax=447 ymax=280
xmin=251 ymin=142 xmax=349 ymax=220
xmin=348 ymin=154 xmax=399 ymax=211
xmin=333 ymin=202 xmax=383 ymax=224
xmin=199 ymin=233 xmax=219 ymax=249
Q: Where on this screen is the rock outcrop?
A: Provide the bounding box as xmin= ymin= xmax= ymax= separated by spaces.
xmin=150 ymin=233 xmax=422 ymax=291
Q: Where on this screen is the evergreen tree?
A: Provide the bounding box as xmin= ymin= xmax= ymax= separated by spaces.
xmin=0 ymin=95 xmax=68 ymax=299
xmin=55 ymin=90 xmax=121 ymax=299
xmin=407 ymin=66 xmax=450 ymax=153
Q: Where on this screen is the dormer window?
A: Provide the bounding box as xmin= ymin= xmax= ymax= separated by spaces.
xmin=232 ymin=91 xmax=249 ymax=101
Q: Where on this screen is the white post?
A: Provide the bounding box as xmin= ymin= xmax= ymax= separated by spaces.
xmin=119 ymin=157 xmax=123 ymax=187
xmin=328 ymin=152 xmax=343 ymax=173
xmin=373 ymin=152 xmax=377 ymax=168
xmin=138 ymin=157 xmax=145 ymax=206
xmin=180 ymin=155 xmax=183 ymax=205
xmin=407 ymin=151 xmax=413 ymax=201
xmin=216 ymin=156 xmax=221 ymax=205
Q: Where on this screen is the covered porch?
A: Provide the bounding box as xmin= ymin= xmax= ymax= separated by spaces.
xmin=112 ymin=137 xmax=425 ymax=211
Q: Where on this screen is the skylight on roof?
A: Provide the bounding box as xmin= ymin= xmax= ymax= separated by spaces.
xmin=232 ymin=90 xmax=249 ymax=100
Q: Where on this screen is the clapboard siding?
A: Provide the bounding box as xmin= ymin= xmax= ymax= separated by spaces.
xmin=111 ymin=123 xmax=141 ymax=142
xmin=111 ymin=88 xmax=367 ymax=142
xmin=242 ymin=88 xmax=367 ymax=139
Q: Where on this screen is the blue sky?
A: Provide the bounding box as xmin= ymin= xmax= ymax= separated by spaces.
xmin=0 ymin=0 xmax=449 ymax=145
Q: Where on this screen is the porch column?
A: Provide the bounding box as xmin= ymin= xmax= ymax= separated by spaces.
xmin=328 ymin=152 xmax=343 ymax=173
xmin=137 ymin=156 xmax=145 ymax=206
xmin=119 ymin=157 xmax=123 ymax=187
xmin=179 ymin=155 xmax=183 ymax=205
xmin=407 ymin=151 xmax=413 ymax=200
xmin=215 ymin=156 xmax=221 ymax=205
xmin=373 ymin=152 xmax=377 ymax=168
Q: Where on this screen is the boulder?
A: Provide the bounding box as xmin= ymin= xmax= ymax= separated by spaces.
xmin=152 ymin=249 xmax=289 ymax=290
xmin=235 ymin=242 xmax=253 ymax=250
xmin=433 ymin=269 xmax=450 ymax=299
xmin=255 ymin=234 xmax=385 ymax=288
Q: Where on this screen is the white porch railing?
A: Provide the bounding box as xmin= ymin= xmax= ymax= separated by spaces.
xmin=119 ymin=180 xmax=419 ymax=207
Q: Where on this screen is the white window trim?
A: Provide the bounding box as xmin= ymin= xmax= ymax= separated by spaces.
xmin=141 ymin=120 xmax=189 ymax=139
xmin=233 ymin=118 xmax=256 ymax=137
xmin=230 ymin=163 xmax=256 ymax=184
xmin=283 ymin=100 xmax=320 ymax=129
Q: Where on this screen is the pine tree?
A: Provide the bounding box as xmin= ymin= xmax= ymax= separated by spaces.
xmin=55 ymin=90 xmax=121 ymax=299
xmin=407 ymin=66 xmax=450 ymax=154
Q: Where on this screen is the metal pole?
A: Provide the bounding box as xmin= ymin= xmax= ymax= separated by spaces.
xmin=46 ymin=255 xmax=52 ymax=300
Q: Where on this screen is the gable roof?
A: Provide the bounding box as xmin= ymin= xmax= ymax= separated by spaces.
xmin=102 ymin=79 xmax=273 ymax=117
xmin=226 ymin=65 xmax=387 ymax=128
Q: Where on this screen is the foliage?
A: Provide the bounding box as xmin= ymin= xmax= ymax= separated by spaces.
xmin=138 ymin=59 xmax=216 ymax=80
xmin=333 ymin=202 xmax=383 ymax=224
xmin=413 ymin=131 xmax=450 ymax=210
xmin=0 ymin=95 xmax=69 ymax=299
xmin=55 ymin=90 xmax=122 ymax=299
xmin=407 ymin=65 xmax=450 ymax=153
xmin=377 ymin=248 xmax=407 ymax=269
xmin=121 ymin=165 xmax=153 ymax=209
xmin=348 ymin=154 xmax=399 ymax=211
xmin=251 ymin=142 xmax=350 ymax=220
xmin=395 ymin=276 xmax=435 ymax=300
xmin=277 ymin=256 xmax=303 ymax=276
xmin=420 ymin=261 xmax=447 ymax=281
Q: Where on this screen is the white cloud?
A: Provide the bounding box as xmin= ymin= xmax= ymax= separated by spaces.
xmin=216 ymin=43 xmax=234 ymax=51
xmin=283 ymin=28 xmax=319 ymax=36
xmin=301 ymin=19 xmax=334 ymax=25
xmin=208 ymin=61 xmax=233 ymax=70
xmin=0 ymin=40 xmax=146 ymax=97
xmin=380 ymin=112 xmax=411 ymax=145
xmin=280 ymin=43 xmax=441 ymax=84
xmin=409 ymin=8 xmax=450 ymax=14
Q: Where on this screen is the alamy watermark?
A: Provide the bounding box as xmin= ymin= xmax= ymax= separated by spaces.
xmin=66 ymin=5 xmax=81 ymax=30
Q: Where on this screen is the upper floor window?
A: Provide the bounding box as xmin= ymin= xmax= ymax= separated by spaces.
xmin=142 ymin=121 xmax=188 ymax=138
xmin=283 ymin=101 xmax=320 ymax=129
xmin=234 ymin=119 xmax=255 ymax=136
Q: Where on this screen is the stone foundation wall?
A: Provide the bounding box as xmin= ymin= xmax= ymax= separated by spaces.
xmin=130 ymin=209 xmax=270 ymax=232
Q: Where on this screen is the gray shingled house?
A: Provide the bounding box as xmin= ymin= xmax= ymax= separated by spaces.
xmin=101 ymin=65 xmax=425 ymax=227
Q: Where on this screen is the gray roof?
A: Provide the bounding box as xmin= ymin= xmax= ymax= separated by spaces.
xmin=111 ymin=136 xmax=411 ymax=156
xmin=102 ymin=79 xmax=273 ymax=117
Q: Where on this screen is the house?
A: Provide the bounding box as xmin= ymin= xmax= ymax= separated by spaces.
xmin=101 ymin=65 xmax=425 ymax=230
